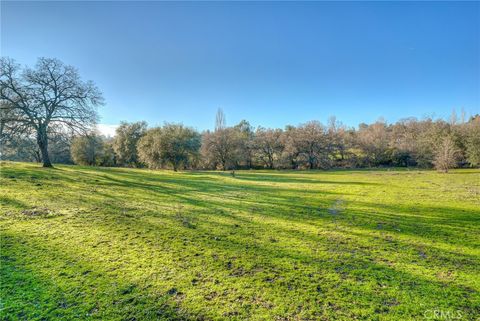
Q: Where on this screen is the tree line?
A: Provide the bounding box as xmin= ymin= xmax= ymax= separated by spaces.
xmin=1 ymin=57 xmax=479 ymax=172
xmin=3 ymin=109 xmax=480 ymax=172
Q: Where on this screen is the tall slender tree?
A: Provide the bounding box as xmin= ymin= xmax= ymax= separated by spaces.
xmin=215 ymin=108 xmax=226 ymax=131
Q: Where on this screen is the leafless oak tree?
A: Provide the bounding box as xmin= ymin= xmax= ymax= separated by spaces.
xmin=0 ymin=57 xmax=103 ymax=167
xmin=433 ymin=136 xmax=459 ymax=173
xmin=254 ymin=127 xmax=283 ymax=169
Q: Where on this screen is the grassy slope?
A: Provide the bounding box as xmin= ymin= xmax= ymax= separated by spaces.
xmin=0 ymin=162 xmax=479 ymax=320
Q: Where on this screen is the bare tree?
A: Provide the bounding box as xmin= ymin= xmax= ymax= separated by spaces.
xmin=200 ymin=109 xmax=241 ymax=170
xmin=414 ymin=119 xmax=450 ymax=168
xmin=433 ymin=136 xmax=459 ymax=172
xmin=215 ymin=108 xmax=226 ymax=131
xmin=327 ymin=116 xmax=354 ymax=166
xmin=0 ymin=57 xmax=103 ymax=167
xmin=254 ymin=127 xmax=283 ymax=169
xmin=295 ymin=121 xmax=329 ymax=169
xmin=201 ymin=127 xmax=241 ymax=170
xmin=356 ymin=120 xmax=391 ymax=167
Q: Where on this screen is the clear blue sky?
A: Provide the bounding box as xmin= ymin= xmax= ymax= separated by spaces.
xmin=2 ymin=1 xmax=479 ymax=131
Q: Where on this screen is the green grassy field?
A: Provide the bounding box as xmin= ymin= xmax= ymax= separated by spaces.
xmin=0 ymin=162 xmax=479 ymax=320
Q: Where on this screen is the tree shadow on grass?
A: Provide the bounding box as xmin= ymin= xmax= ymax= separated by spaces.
xmin=232 ymin=172 xmax=379 ymax=185
xmin=2 ymin=163 xmax=479 ymax=318
xmin=0 ymin=232 xmax=198 ymax=321
xmin=89 ymin=172 xmax=480 ymax=246
xmin=0 ymin=196 xmax=29 ymax=210
xmin=6 ymin=211 xmax=477 ymax=320
xmin=53 ymin=165 xmax=480 ymax=251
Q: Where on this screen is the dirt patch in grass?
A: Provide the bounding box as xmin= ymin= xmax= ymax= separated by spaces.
xmin=19 ymin=207 xmax=60 ymax=219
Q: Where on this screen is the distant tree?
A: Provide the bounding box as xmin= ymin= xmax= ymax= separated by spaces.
xmin=0 ymin=57 xmax=103 ymax=167
xmin=253 ymin=127 xmax=283 ymax=169
xmin=295 ymin=121 xmax=329 ymax=169
xmin=388 ymin=118 xmax=418 ymax=167
xmin=201 ymin=127 xmax=240 ymax=170
xmin=233 ymin=120 xmax=255 ymax=168
xmin=0 ymin=135 xmax=40 ymax=162
xmin=465 ymin=116 xmax=480 ymax=167
xmin=326 ymin=116 xmax=355 ymax=166
xmin=99 ymin=139 xmax=116 ymax=167
xmin=414 ymin=119 xmax=450 ymax=168
xmin=137 ymin=124 xmax=201 ymax=171
xmin=136 ymin=128 xmax=163 ymax=169
xmin=0 ymin=128 xmax=74 ymax=164
xmin=1 ymin=101 xmax=27 ymax=144
xmin=433 ymin=136 xmax=459 ymax=172
xmin=112 ymin=121 xmax=147 ymax=167
xmin=215 ymin=108 xmax=226 ymax=131
xmin=469 ymin=114 xmax=480 ymax=122
xmin=356 ymin=120 xmax=391 ymax=167
xmin=71 ymin=134 xmax=106 ymax=166
xmin=1 ymin=100 xmax=39 ymax=161
xmin=280 ymin=125 xmax=301 ymax=169
xmin=47 ymin=130 xmax=73 ymax=164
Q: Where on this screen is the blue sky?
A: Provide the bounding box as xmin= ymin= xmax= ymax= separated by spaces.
xmin=2 ymin=1 xmax=479 ymax=133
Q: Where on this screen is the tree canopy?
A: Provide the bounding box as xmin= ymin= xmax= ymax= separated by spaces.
xmin=0 ymin=57 xmax=103 ymax=167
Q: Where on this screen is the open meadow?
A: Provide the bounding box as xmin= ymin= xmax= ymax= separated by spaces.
xmin=1 ymin=162 xmax=479 ymax=320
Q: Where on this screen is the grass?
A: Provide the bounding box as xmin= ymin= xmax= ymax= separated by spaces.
xmin=0 ymin=161 xmax=479 ymax=320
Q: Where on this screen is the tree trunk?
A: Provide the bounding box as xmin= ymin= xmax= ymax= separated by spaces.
xmin=309 ymin=156 xmax=315 ymax=169
xmin=268 ymin=153 xmax=274 ymax=169
xmin=247 ymin=156 xmax=253 ymax=169
xmin=37 ymin=125 xmax=53 ymax=168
